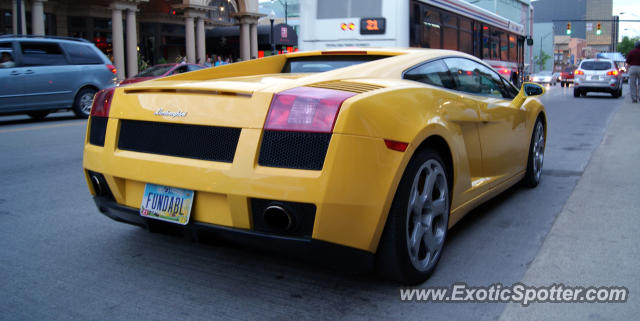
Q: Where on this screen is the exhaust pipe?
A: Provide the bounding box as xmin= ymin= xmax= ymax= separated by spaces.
xmin=90 ymin=173 xmax=105 ymax=196
xmin=263 ymin=205 xmax=294 ymax=232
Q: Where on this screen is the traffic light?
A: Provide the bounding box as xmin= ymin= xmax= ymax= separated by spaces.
xmin=566 ymin=22 xmax=572 ymax=35
xmin=596 ymin=23 xmax=602 ymax=35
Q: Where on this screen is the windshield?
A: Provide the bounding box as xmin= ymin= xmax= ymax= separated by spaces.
xmin=281 ymin=55 xmax=390 ymax=73
xmin=136 ymin=65 xmax=174 ymax=77
xmin=581 ymin=61 xmax=612 ymax=70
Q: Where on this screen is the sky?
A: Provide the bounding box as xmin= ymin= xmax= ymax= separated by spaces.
xmin=613 ymin=0 xmax=640 ymax=40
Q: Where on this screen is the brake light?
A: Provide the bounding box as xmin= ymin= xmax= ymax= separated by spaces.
xmin=384 ymin=139 xmax=408 ymax=152
xmin=606 ymin=70 xmax=618 ymax=76
xmin=575 ymin=70 xmax=584 ymax=75
xmin=90 ymin=87 xmax=115 ymax=117
xmin=106 ymin=64 xmax=117 ymax=74
xmin=264 ymin=87 xmax=356 ymax=133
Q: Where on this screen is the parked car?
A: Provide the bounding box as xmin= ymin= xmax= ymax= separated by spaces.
xmin=573 ymin=58 xmax=622 ymax=98
xmin=119 ymin=63 xmax=205 ymax=85
xmin=0 ymin=35 xmax=117 ymax=119
xmin=559 ymin=66 xmax=576 ymax=87
xmin=84 ymin=48 xmax=547 ymax=284
xmin=530 ymin=71 xmax=557 ymax=85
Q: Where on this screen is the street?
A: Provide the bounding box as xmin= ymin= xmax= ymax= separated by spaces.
xmin=0 ymin=85 xmax=628 ymax=320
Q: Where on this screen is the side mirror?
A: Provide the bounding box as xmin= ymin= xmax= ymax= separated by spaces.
xmin=522 ymin=82 xmax=545 ymax=97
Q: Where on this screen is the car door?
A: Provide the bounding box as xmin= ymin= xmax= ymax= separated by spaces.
xmin=0 ymin=40 xmax=28 ymax=112
xmin=15 ymin=41 xmax=75 ymax=110
xmin=404 ymin=59 xmax=487 ymax=203
xmin=443 ymin=57 xmax=528 ymax=183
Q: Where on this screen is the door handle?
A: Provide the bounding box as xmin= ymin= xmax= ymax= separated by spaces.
xmin=24 ymin=69 xmax=34 ymax=74
xmin=10 ymin=70 xmax=20 ymax=76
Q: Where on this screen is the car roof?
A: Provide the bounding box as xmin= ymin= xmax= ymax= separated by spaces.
xmin=0 ymin=35 xmax=91 ymax=45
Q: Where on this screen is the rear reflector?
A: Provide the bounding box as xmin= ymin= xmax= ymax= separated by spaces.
xmin=384 ymin=139 xmax=408 ymax=152
xmin=264 ymin=87 xmax=356 ymax=133
xmin=90 ymin=87 xmax=115 ymax=118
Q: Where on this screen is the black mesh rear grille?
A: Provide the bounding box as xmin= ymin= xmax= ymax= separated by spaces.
xmin=89 ymin=116 xmax=107 ymax=146
xmin=258 ymin=131 xmax=331 ymax=170
xmin=118 ymin=120 xmax=241 ymax=163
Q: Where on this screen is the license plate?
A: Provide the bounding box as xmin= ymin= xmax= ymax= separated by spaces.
xmin=589 ymin=75 xmax=599 ymax=81
xmin=140 ymin=184 xmax=194 ymax=225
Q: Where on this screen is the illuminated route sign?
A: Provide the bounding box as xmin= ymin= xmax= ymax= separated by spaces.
xmin=360 ymin=17 xmax=386 ymax=35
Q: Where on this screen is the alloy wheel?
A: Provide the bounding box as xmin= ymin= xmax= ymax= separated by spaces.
xmin=405 ymin=159 xmax=449 ymax=272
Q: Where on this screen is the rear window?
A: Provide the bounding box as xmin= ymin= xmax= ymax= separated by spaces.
xmin=580 ymin=61 xmax=612 ymax=70
xmin=61 ymin=42 xmax=104 ymax=64
xmin=136 ymin=65 xmax=174 ymax=77
xmin=281 ymin=55 xmax=389 ymax=73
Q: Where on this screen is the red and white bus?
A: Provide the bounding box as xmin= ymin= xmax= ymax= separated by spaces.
xmin=300 ymin=0 xmax=526 ymax=81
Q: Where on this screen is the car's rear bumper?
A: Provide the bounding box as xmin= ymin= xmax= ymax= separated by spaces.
xmin=92 ymin=195 xmax=374 ymax=271
xmin=574 ymin=81 xmax=621 ymax=91
xmin=83 ymin=118 xmax=406 ymax=253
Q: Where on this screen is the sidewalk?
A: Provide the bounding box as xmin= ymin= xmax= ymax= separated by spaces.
xmin=498 ymin=98 xmax=640 ymax=320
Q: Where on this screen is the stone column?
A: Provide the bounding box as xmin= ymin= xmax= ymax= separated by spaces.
xmin=11 ymin=0 xmax=17 ymax=34
xmin=111 ymin=6 xmax=125 ymax=80
xmin=250 ymin=23 xmax=258 ymax=59
xmin=239 ymin=21 xmax=250 ymax=61
xmin=31 ymin=0 xmax=46 ymax=35
xmin=126 ymin=8 xmax=138 ymax=77
xmin=196 ymin=17 xmax=206 ymax=64
xmin=185 ymin=15 xmax=195 ymax=63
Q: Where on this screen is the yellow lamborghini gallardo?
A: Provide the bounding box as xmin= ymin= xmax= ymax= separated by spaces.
xmin=83 ymin=48 xmax=546 ymax=284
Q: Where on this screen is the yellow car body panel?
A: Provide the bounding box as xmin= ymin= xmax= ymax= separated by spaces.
xmin=83 ymin=48 xmax=546 ymax=254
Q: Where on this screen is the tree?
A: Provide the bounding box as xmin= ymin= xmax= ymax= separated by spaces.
xmin=534 ymin=51 xmax=551 ymax=72
xmin=618 ymin=36 xmax=640 ymax=57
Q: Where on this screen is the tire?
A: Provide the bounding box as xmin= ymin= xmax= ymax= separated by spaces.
xmin=561 ymin=82 xmax=566 ymax=87
xmin=376 ymin=148 xmax=450 ymax=285
xmin=73 ymin=87 xmax=97 ymax=118
xmin=573 ymin=88 xmax=580 ymax=97
xmin=27 ymin=111 xmax=50 ymax=120
xmin=523 ymin=118 xmax=545 ymax=187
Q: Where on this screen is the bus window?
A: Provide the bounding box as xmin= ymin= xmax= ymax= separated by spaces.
xmin=317 ymin=0 xmax=381 ymax=19
xmin=442 ymin=11 xmax=458 ymax=51
xmin=509 ymin=34 xmax=517 ymax=62
xmin=459 ymin=17 xmax=473 ymax=55
xmin=500 ymin=32 xmax=508 ymax=61
xmin=482 ymin=25 xmax=490 ymax=59
xmin=491 ymin=28 xmax=500 ymax=60
xmin=422 ymin=6 xmax=441 ymax=49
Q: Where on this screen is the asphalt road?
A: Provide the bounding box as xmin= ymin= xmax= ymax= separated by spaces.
xmin=0 ymin=85 xmax=625 ymax=320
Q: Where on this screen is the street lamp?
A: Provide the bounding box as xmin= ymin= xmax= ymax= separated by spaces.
xmin=271 ymin=0 xmax=288 ymax=25
xmin=269 ymin=10 xmax=276 ymax=56
xmin=538 ymin=31 xmax=554 ymax=72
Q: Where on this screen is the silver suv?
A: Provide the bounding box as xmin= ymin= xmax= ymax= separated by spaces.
xmin=573 ymin=58 xmax=622 ymax=98
xmin=0 ymin=35 xmax=117 ymax=119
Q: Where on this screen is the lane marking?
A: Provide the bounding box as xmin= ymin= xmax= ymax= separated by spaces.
xmin=0 ymin=121 xmax=86 ymax=134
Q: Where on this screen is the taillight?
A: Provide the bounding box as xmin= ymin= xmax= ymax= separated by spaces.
xmin=90 ymin=87 xmax=115 ymax=118
xmin=106 ymin=64 xmax=117 ymax=74
xmin=606 ymin=70 xmax=618 ymax=76
xmin=264 ymin=87 xmax=356 ymax=133
xmin=575 ymin=70 xmax=584 ymax=75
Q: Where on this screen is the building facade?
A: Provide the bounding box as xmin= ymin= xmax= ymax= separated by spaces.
xmin=1 ymin=0 xmax=263 ymax=79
